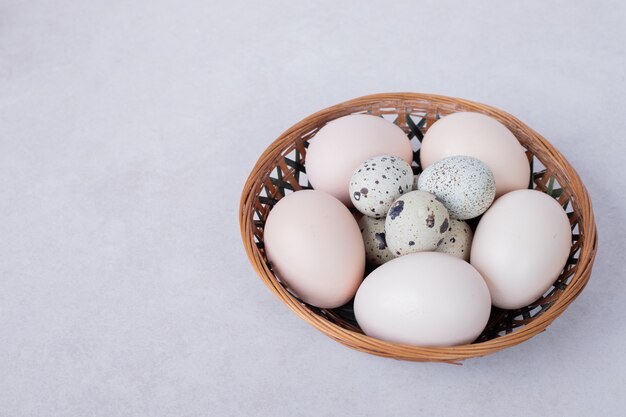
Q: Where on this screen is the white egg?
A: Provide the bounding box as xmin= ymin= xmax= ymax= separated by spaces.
xmin=384 ymin=190 xmax=450 ymax=256
xmin=418 ymin=155 xmax=496 ymax=220
xmin=358 ymin=216 xmax=394 ymax=267
xmin=354 ymin=252 xmax=492 ymax=347
xmin=349 ymin=155 xmax=413 ymax=218
xmin=436 ymin=219 xmax=473 ymax=261
xmin=470 ymin=189 xmax=572 ymax=310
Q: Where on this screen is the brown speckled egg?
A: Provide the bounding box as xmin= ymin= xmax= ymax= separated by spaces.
xmin=358 ymin=215 xmax=394 ymax=267
xmin=418 ymin=155 xmax=495 ymax=220
xmin=384 ymin=190 xmax=450 ymax=256
xmin=349 ymin=155 xmax=413 ymax=218
xmin=436 ymin=219 xmax=473 ymax=261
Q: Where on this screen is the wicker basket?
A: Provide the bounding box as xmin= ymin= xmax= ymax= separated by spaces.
xmin=239 ymin=93 xmax=598 ymax=363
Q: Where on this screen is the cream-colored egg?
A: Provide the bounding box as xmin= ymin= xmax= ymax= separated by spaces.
xmin=436 ymin=219 xmax=473 ymax=261
xmin=354 ymin=252 xmax=492 ymax=347
xmin=420 ymin=112 xmax=530 ymax=197
xmin=264 ymin=190 xmax=365 ymax=308
xmin=306 ymin=115 xmax=413 ymax=206
xmin=358 ymin=215 xmax=394 ymax=267
xmin=384 ymin=191 xmax=450 ymax=256
xmin=470 ymin=189 xmax=572 ymax=309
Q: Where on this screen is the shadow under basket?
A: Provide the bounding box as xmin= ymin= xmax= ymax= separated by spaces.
xmin=239 ymin=93 xmax=598 ymax=363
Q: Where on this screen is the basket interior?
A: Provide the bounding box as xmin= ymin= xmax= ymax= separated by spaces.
xmin=248 ymin=101 xmax=582 ymax=343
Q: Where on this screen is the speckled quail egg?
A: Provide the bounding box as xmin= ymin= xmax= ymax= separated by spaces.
xmin=384 ymin=190 xmax=450 ymax=256
xmin=349 ymin=155 xmax=413 ymax=218
xmin=417 ymin=156 xmax=495 ymax=220
xmin=436 ymin=219 xmax=473 ymax=261
xmin=358 ymin=215 xmax=394 ymax=267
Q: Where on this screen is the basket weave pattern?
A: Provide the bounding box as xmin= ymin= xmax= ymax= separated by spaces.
xmin=239 ymin=93 xmax=597 ymax=363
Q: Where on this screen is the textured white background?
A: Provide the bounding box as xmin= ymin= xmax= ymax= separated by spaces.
xmin=1 ymin=1 xmax=624 ymax=416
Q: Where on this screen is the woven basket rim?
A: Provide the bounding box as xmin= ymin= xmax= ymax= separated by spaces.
xmin=239 ymin=92 xmax=598 ymax=363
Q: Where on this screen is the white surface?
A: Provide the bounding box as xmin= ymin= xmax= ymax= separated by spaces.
xmin=0 ymin=1 xmax=624 ymax=416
